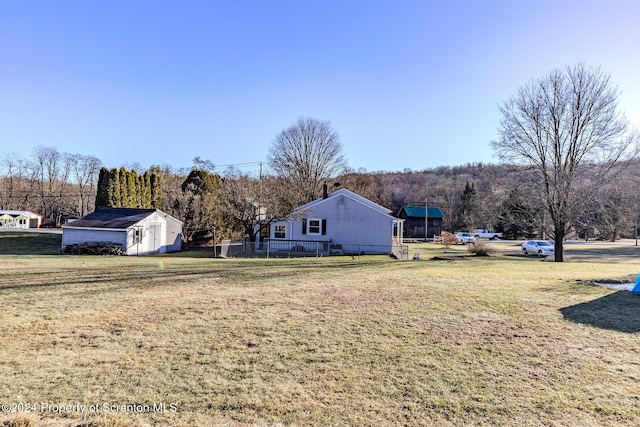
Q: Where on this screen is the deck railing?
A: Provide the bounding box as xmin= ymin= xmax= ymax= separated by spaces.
xmin=219 ymin=238 xmax=409 ymax=259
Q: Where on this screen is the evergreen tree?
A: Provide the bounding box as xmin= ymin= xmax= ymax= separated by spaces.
xmin=118 ymin=167 xmax=128 ymax=207
xmin=460 ymin=181 xmax=477 ymax=229
xmin=95 ymin=167 xmax=109 ymax=208
xmin=135 ymin=173 xmax=144 ymax=207
xmin=127 ymin=170 xmax=138 ymax=207
xmin=142 ymin=172 xmax=152 ymax=208
xmin=150 ymin=170 xmax=162 ymax=209
xmin=107 ymin=168 xmax=121 ymax=207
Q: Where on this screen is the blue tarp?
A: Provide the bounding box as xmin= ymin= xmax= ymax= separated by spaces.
xmin=632 ymin=273 xmax=640 ymax=293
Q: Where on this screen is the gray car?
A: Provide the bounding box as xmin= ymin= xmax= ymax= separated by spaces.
xmin=455 ymin=232 xmax=476 ymax=244
xmin=522 ymin=240 xmax=554 ymax=256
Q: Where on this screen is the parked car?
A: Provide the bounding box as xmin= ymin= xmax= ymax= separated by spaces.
xmin=522 ymin=240 xmax=554 ymax=256
xmin=455 ymin=232 xmax=476 ymax=244
xmin=473 ymin=229 xmax=503 ymax=240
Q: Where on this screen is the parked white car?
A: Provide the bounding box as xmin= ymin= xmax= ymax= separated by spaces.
xmin=455 ymin=232 xmax=476 ymax=244
xmin=522 ymin=240 xmax=554 ymax=256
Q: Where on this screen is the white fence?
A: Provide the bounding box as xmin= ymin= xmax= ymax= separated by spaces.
xmin=391 ymin=243 xmax=409 ymax=261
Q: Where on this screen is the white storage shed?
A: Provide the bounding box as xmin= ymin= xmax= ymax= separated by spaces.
xmin=62 ymin=207 xmax=182 ymax=255
xmin=0 ymin=210 xmax=42 ymax=229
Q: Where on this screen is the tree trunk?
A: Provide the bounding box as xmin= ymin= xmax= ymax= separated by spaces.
xmin=554 ymin=225 xmax=565 ymax=262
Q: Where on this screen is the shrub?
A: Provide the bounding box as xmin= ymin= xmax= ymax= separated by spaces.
xmin=62 ymin=242 xmax=126 ymax=255
xmin=468 ymin=240 xmax=490 ymax=256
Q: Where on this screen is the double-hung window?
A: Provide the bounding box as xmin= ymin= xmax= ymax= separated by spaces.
xmin=308 ymin=219 xmax=321 ymax=234
xmin=303 ymin=218 xmax=326 ymax=235
xmin=274 ymin=225 xmax=286 ymax=239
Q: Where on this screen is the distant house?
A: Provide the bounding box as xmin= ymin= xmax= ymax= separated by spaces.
xmin=396 ymin=205 xmax=444 ymax=239
xmin=259 ymin=187 xmax=404 ymax=256
xmin=0 ymin=210 xmax=42 ymax=229
xmin=62 ymin=207 xmax=183 ymax=255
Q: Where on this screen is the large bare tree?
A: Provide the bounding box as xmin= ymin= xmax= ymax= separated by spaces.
xmin=31 ymin=145 xmax=70 ymax=223
xmin=219 ymin=168 xmax=265 ymax=246
xmin=267 ymin=117 xmax=346 ymax=207
xmin=492 ymin=63 xmax=638 ymax=261
xmin=68 ymin=153 xmax=101 ymax=216
xmin=0 ymin=153 xmax=32 ymax=210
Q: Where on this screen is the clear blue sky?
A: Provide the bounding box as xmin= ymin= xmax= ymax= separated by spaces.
xmin=1 ymin=0 xmax=639 ymax=174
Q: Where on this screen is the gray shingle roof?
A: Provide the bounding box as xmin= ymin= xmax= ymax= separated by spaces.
xmin=64 ymin=207 xmax=157 ymax=229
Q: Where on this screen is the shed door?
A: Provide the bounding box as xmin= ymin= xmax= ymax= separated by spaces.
xmin=149 ymin=223 xmax=162 ymax=254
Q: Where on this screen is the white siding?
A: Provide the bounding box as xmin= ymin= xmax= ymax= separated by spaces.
xmin=269 ymin=220 xmax=291 ymax=239
xmin=164 ymin=215 xmax=183 ymax=252
xmin=150 ymin=211 xmax=182 ymax=253
xmin=125 ymin=212 xmax=182 ymax=255
xmin=62 ymin=228 xmax=127 ymax=249
xmin=125 ymin=214 xmax=161 ymax=255
xmin=288 ymin=191 xmax=394 ymax=254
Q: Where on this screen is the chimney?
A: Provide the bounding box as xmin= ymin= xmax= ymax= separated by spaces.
xmin=323 ymin=182 xmax=328 ymax=199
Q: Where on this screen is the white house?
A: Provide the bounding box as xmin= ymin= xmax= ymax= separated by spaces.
xmin=0 ymin=210 xmax=42 ymax=229
xmin=62 ymin=207 xmax=183 ymax=255
xmin=260 ymin=187 xmax=404 ymax=256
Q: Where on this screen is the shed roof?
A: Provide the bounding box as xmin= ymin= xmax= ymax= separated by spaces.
xmin=0 ymin=210 xmax=42 ymax=219
xmin=398 ymin=206 xmax=444 ymax=219
xmin=62 ymin=207 xmax=160 ymax=229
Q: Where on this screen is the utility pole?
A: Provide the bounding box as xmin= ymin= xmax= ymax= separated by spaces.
xmin=212 ymin=226 xmax=217 ymax=257
xmin=425 ymin=198 xmax=428 ymax=242
xmin=258 ymin=161 xmax=263 ymax=251
xmin=259 ymin=161 xmax=263 ymax=208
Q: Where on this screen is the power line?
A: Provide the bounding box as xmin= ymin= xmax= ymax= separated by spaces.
xmin=212 ymin=161 xmax=262 ymax=169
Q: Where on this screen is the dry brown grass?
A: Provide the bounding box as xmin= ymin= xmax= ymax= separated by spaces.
xmin=1 ymin=235 xmax=640 ymax=425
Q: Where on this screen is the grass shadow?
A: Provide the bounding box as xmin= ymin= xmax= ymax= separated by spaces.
xmin=560 ymin=291 xmax=640 ymax=333
xmin=0 ymin=232 xmax=61 ymax=255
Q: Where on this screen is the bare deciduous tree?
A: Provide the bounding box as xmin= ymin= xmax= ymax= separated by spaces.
xmin=31 ymin=145 xmax=68 ymax=222
xmin=219 ymin=168 xmax=265 ymax=247
xmin=267 ymin=117 xmax=346 ymax=206
xmin=0 ymin=153 xmax=32 ymax=210
xmin=68 ymin=154 xmax=101 ymax=216
xmin=492 ymin=63 xmax=638 ymax=261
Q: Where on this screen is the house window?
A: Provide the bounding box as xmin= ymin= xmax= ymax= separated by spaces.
xmin=274 ymin=225 xmax=286 ymax=239
xmin=307 ymin=219 xmax=326 ymax=235
xmin=308 ymin=219 xmax=321 ymax=234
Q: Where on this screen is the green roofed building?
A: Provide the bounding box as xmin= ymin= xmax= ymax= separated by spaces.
xmin=396 ymin=205 xmax=444 ymax=240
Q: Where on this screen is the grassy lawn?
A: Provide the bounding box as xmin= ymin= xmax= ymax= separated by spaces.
xmin=1 ymin=233 xmax=640 ymax=426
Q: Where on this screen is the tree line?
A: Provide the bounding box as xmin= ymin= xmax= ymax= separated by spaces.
xmin=0 ymin=146 xmax=101 ymax=224
xmin=1 ymin=146 xmax=638 ymax=244
xmin=95 ymin=167 xmax=162 ymax=209
xmin=1 ymin=64 xmax=638 ymax=262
